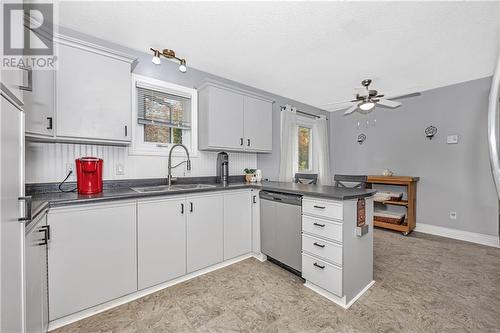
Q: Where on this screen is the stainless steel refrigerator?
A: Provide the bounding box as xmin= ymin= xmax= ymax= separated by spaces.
xmin=1 ymin=81 xmax=26 ymax=332
xmin=488 ymin=56 xmax=500 ymax=239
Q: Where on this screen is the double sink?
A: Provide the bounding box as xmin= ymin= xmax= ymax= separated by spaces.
xmin=131 ymin=184 xmax=216 ymax=193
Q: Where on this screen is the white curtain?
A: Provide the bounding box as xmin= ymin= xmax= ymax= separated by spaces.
xmin=313 ymin=115 xmax=332 ymax=185
xmin=278 ymin=105 xmax=298 ymax=182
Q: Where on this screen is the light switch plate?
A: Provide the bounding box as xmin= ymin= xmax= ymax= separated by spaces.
xmin=115 ymin=163 xmax=125 ymax=175
xmin=447 ymin=135 xmax=459 ymax=144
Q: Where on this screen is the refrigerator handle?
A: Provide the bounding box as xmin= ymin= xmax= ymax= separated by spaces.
xmin=18 ymin=196 xmax=32 ymax=222
xmin=488 ymin=56 xmax=500 ymax=199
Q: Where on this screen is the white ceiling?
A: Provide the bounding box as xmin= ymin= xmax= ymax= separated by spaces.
xmin=56 ymin=1 xmax=499 ymax=111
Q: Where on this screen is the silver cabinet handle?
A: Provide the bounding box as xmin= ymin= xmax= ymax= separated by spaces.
xmin=313 ymin=222 xmax=325 ymax=227
xmin=253 ymin=195 xmax=257 ymax=204
xmin=247 ymin=139 xmax=251 ymax=147
xmin=18 ymin=66 xmax=33 ymax=92
xmin=38 ymin=225 xmax=50 ymax=246
xmin=189 ymin=202 xmax=193 ymax=213
xmin=313 ymin=242 xmax=325 ymax=248
xmin=124 ymin=125 xmax=128 ymax=137
xmin=240 ymin=138 xmax=243 ymax=146
xmin=47 ymin=117 xmax=53 ymax=130
xmin=181 ymin=203 xmax=184 ymax=214
xmin=313 ymin=205 xmax=325 ymax=209
xmin=18 ymin=196 xmax=32 ymax=222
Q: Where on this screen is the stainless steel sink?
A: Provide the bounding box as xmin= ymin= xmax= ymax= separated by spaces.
xmin=131 ymin=184 xmax=216 ymax=193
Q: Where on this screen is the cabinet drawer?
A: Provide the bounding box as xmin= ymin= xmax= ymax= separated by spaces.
xmin=302 ymin=216 xmax=342 ymax=243
xmin=303 ymin=199 xmax=343 ymax=221
xmin=302 ymin=253 xmax=343 ymax=297
xmin=302 ymin=234 xmax=342 ymax=266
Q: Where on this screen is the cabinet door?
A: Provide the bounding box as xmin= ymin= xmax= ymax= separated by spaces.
xmin=137 ymin=198 xmax=186 ymax=290
xmin=25 ymin=215 xmax=47 ymax=333
xmin=48 ymin=202 xmax=137 ymax=320
xmin=1 ymin=68 xmax=25 ymax=104
xmin=207 ymin=86 xmax=244 ymax=150
xmin=243 ymin=96 xmax=273 ymax=152
xmin=56 ymin=43 xmax=131 ymax=142
xmin=186 ymin=194 xmax=223 ymax=272
xmin=24 ymin=69 xmax=55 ymax=137
xmin=251 ymin=190 xmax=261 ymax=254
xmin=223 ymin=191 xmax=252 ymax=260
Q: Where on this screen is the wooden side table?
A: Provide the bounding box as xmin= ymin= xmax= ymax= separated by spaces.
xmin=367 ymin=176 xmax=420 ymax=235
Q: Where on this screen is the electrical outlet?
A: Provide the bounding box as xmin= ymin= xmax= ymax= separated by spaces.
xmin=449 ymin=211 xmax=457 ymax=220
xmin=115 ymin=163 xmax=125 ymax=176
xmin=447 ymin=135 xmax=459 ymax=144
xmin=65 ymin=163 xmax=74 ymax=174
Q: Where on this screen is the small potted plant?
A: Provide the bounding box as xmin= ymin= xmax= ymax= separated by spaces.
xmin=244 ymin=168 xmax=256 ymax=183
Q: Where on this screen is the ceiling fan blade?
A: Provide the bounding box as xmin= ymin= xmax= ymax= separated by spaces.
xmin=376 ymin=98 xmax=401 ymax=109
xmin=388 ymin=92 xmax=421 ymax=100
xmin=343 ymin=104 xmax=358 ymax=116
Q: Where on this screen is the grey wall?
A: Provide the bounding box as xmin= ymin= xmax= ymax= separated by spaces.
xmin=331 ymin=77 xmax=498 ymax=237
xmin=56 ymin=27 xmax=327 ymax=180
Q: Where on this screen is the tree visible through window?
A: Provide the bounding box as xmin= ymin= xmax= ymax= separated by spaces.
xmin=298 ymin=126 xmax=311 ymax=171
xmin=143 ymin=94 xmax=184 ymax=144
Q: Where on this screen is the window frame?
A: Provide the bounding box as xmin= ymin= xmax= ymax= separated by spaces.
xmin=295 ymin=116 xmax=315 ymax=174
xmin=130 ymin=74 xmax=198 ymax=157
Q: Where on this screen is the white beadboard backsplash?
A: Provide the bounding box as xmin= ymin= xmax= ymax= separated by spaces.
xmin=25 ymin=142 xmax=257 ymax=183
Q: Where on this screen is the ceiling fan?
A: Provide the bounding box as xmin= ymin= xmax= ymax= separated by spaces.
xmin=343 ymin=79 xmax=409 ymax=116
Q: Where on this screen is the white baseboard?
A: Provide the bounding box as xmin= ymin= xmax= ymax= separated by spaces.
xmin=49 ymin=253 xmax=257 ymax=332
xmin=253 ymin=252 xmax=267 ymax=262
xmin=303 ymin=280 xmax=375 ymax=309
xmin=415 ymin=223 xmax=499 ymax=248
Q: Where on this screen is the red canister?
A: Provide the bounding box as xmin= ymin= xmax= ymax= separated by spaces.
xmin=75 ymin=157 xmax=103 ymax=194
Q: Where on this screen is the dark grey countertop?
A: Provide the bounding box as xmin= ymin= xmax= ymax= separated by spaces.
xmin=28 ymin=180 xmax=375 ymax=222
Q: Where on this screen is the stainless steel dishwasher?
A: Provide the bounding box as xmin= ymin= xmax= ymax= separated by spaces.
xmin=260 ymin=190 xmax=302 ymax=273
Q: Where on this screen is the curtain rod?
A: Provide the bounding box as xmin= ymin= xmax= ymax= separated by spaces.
xmin=280 ymin=106 xmax=328 ymax=120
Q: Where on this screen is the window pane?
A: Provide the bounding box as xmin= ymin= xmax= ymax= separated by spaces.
xmin=144 ymin=125 xmax=171 ymax=144
xmin=298 ymin=126 xmax=311 ymax=171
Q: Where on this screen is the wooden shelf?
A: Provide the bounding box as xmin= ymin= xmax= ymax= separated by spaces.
xmin=374 ymin=220 xmax=409 ymax=233
xmin=367 ymin=175 xmax=419 ymax=235
xmin=379 ymin=200 xmax=408 ymax=207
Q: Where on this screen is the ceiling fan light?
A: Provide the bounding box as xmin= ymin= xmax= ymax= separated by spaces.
xmin=359 ymin=101 xmax=375 ymax=111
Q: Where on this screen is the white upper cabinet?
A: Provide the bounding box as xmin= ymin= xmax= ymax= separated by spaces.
xmin=56 ymin=42 xmax=133 ymax=143
xmin=24 ymin=34 xmax=136 ymax=144
xmin=24 ymin=69 xmax=55 ymax=137
xmin=198 ymin=80 xmax=273 ymax=153
xmin=243 ymin=96 xmax=273 ymax=152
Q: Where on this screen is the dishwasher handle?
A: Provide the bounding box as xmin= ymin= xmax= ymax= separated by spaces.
xmin=259 ymin=190 xmax=302 ymax=206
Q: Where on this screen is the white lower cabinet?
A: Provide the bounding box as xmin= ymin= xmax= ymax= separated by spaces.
xmin=302 ymin=253 xmax=343 ymax=297
xmin=186 ymin=194 xmax=224 ymax=273
xmin=251 ymin=189 xmax=261 ymax=254
xmin=47 ymin=190 xmax=257 ymax=324
xmin=137 ymin=197 xmax=186 ymax=290
xmin=223 ymin=190 xmax=252 ymax=260
xmin=47 ymin=202 xmax=137 ymax=320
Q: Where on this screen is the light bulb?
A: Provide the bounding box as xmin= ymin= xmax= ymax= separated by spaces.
xmin=179 ymin=59 xmax=187 ymax=73
xmin=359 ymin=101 xmax=375 ymax=111
xmin=152 ymin=56 xmax=161 ymax=65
